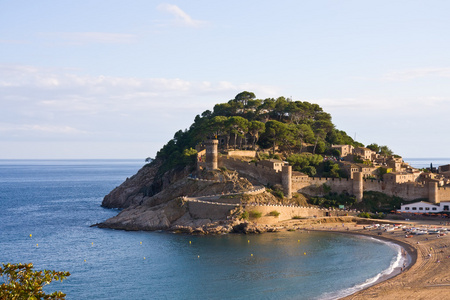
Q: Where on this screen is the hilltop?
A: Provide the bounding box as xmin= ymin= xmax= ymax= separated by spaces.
xmin=97 ymin=92 xmax=448 ymax=233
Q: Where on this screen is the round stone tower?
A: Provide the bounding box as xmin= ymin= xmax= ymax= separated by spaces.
xmin=352 ymin=172 xmax=363 ymax=202
xmin=282 ymin=165 xmax=292 ymax=199
xmin=205 ymin=139 xmax=219 ymax=170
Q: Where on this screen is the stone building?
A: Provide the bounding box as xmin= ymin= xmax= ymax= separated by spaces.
xmin=258 ymin=159 xmax=285 ymax=172
xmin=383 ymin=172 xmax=415 ymax=184
xmin=331 ymin=144 xmax=354 ymax=158
xmin=354 ymin=147 xmax=376 ymax=161
xmin=398 ymin=201 xmax=450 ymax=213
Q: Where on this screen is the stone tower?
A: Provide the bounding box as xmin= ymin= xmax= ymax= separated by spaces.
xmin=352 ymin=172 xmax=363 ymax=202
xmin=282 ymin=165 xmax=292 ymax=199
xmin=429 ymin=181 xmax=439 ymax=204
xmin=205 ymin=139 xmax=219 ymax=170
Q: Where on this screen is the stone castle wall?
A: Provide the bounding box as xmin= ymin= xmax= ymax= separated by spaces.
xmin=293 ymin=177 xmax=354 ymax=196
xmin=188 ymin=201 xmax=235 ymax=220
xmin=244 ymin=204 xmax=356 ymax=225
xmin=438 ymin=186 xmax=450 ymax=202
xmin=219 ymin=156 xmax=282 ymax=185
xmin=202 ymin=142 xmax=450 ymax=203
xmin=363 ymin=180 xmax=429 ymax=200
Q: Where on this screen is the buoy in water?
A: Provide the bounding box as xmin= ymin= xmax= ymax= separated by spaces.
xmin=248 ymin=240 xmax=250 ymax=243
xmin=298 ymin=240 xmax=300 ymax=243
xmin=140 ymin=242 xmax=142 ymax=245
xmin=144 ymin=257 xmax=146 ymax=260
xmin=197 ymin=255 xmax=200 ymax=258
xmin=189 ymin=241 xmax=192 ymax=244
xmin=29 ymin=234 xmax=32 ymax=238
xmin=304 ymin=252 xmax=306 ymax=255
xmin=251 ymin=253 xmax=253 ymax=256
xmin=36 ymin=244 xmax=38 ymax=247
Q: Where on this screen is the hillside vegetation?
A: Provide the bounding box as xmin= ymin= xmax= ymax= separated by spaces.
xmin=154 ymin=92 xmax=362 ymax=173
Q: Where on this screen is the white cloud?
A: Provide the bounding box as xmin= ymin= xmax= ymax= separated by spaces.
xmin=382 ymin=67 xmax=450 ymax=81
xmin=0 ymin=64 xmax=278 ymax=144
xmin=0 ymin=123 xmax=85 ymax=134
xmin=157 ymin=3 xmax=207 ymax=28
xmin=38 ymin=32 xmax=137 ymax=45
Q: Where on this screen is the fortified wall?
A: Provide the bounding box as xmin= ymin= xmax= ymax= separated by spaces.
xmin=218 ymin=156 xmax=283 ymax=186
xmin=201 ymin=140 xmax=449 ymax=203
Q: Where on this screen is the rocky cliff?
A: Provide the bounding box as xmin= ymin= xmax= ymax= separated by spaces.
xmin=97 ymin=163 xmax=269 ymax=233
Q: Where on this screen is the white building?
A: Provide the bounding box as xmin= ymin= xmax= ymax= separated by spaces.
xmin=397 ymin=201 xmax=450 ymax=213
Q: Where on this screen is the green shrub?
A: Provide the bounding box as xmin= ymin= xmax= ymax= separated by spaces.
xmin=240 ymin=211 xmax=249 ymax=220
xmin=272 ymin=190 xmax=284 ymax=199
xmin=268 ymin=210 xmax=280 ymax=217
xmin=249 ymin=210 xmax=262 ymax=219
xmin=292 ymin=215 xmax=305 ymax=219
xmin=357 ymin=212 xmax=371 ymax=218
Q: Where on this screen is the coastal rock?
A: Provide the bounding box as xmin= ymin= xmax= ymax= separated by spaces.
xmin=101 ymin=162 xmax=160 ymax=209
xmin=97 ymin=198 xmax=187 ymax=231
xmin=232 ymin=222 xmax=265 ymax=234
xmin=98 ymin=169 xmax=257 ymax=233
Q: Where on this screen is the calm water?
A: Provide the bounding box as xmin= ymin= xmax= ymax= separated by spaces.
xmin=404 ymin=157 xmax=450 ymax=169
xmin=0 ymin=160 xmax=405 ymax=299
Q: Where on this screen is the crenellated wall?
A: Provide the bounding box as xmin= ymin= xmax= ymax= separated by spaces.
xmin=202 ymin=144 xmax=450 ymax=203
xmin=438 ymin=186 xmax=450 ymax=202
xmin=244 ymin=204 xmax=356 ymax=225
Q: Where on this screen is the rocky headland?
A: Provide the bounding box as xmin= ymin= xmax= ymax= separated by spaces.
xmin=96 ymin=160 xmax=284 ymax=234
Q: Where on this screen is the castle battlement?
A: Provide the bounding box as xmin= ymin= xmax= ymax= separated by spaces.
xmin=200 ymin=141 xmax=450 ymax=204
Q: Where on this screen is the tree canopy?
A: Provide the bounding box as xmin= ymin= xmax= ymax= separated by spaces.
xmin=153 ymin=92 xmax=367 ymax=174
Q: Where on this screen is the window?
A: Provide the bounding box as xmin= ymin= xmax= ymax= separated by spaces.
xmin=419 ymin=207 xmax=423 ymax=210
xmin=405 ymin=207 xmax=410 ymax=210
xmin=432 ymin=208 xmax=437 ymax=211
xmin=412 ymin=207 xmax=417 ymax=210
xmin=425 ymin=207 xmax=430 ymax=210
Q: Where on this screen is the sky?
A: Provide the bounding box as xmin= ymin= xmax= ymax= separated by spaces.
xmin=1 ymin=1 xmax=450 ymax=159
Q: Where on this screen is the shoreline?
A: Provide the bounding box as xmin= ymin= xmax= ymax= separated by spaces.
xmin=309 ymin=228 xmax=416 ymax=299
xmin=276 ymin=218 xmax=449 ymax=299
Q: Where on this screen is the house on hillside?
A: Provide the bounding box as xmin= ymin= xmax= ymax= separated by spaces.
xmin=383 ymin=172 xmax=415 ymax=184
xmin=331 ymin=144 xmax=354 ymax=158
xmin=354 ymin=147 xmax=376 ymax=161
xmin=340 ymin=161 xmax=377 ymax=179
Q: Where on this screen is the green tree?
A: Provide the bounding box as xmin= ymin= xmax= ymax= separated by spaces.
xmin=286 ymin=153 xmax=323 ymax=171
xmin=263 ymin=120 xmax=289 ymax=155
xmin=208 ymin=116 xmax=228 ymax=139
xmin=0 ymin=263 xmax=70 ymax=300
xmin=234 ymin=91 xmax=256 ymax=106
xmin=379 ymin=145 xmax=393 ymax=156
xmin=226 ymin=116 xmax=248 ymax=149
xmin=248 ymin=121 xmax=265 ymax=149
xmin=366 ymin=143 xmax=380 ymax=153
xmin=302 ymin=165 xmax=317 ymax=177
xmin=182 ymin=147 xmax=198 ymax=165
xmin=322 ymin=160 xmax=341 ymax=178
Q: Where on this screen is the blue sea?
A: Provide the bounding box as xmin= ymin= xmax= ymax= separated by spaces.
xmin=404 ymin=157 xmax=449 ymax=169
xmin=0 ymin=159 xmax=414 ymax=299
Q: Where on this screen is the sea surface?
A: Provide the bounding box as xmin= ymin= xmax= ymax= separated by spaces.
xmin=0 ymin=159 xmax=417 ymax=299
xmin=404 ymin=157 xmax=450 ymax=169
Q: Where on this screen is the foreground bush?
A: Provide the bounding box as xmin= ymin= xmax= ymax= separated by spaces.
xmin=0 ymin=263 xmax=70 ymax=299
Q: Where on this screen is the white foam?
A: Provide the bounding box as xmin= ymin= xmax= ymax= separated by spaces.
xmin=317 ymin=237 xmax=408 ymax=300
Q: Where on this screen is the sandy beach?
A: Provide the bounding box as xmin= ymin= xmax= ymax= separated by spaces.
xmin=278 ymin=217 xmax=450 ymax=299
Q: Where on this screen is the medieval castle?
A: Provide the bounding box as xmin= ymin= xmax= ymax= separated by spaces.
xmin=197 ymin=140 xmax=450 ymax=208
